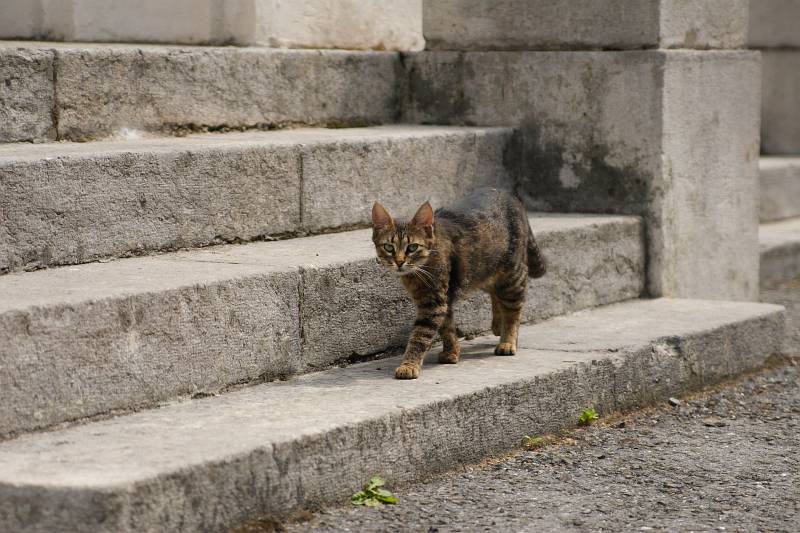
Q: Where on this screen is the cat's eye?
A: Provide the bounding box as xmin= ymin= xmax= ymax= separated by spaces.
xmin=406 ymin=243 xmax=420 ymax=253
xmin=382 ymin=243 xmax=395 ymax=253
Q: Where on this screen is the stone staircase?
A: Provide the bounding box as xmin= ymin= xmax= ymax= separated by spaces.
xmin=0 ymin=2 xmax=790 ymax=531
xmin=751 ymin=1 xmax=800 ymax=286
xmin=0 ymin=299 xmax=783 ymax=532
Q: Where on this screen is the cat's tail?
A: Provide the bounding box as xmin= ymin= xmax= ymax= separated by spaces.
xmin=526 ymin=220 xmax=547 ymax=278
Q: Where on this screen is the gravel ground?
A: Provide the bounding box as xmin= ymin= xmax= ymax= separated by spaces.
xmin=250 ymin=280 xmax=800 ymax=533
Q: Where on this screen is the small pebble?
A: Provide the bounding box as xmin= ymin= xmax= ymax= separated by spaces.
xmin=702 ymin=417 xmax=727 ymax=428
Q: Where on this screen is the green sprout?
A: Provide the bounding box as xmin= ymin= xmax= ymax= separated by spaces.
xmin=523 ymin=435 xmax=546 ymax=449
xmin=578 ymin=408 xmax=599 ymax=426
xmin=351 ymin=476 xmax=399 ymax=507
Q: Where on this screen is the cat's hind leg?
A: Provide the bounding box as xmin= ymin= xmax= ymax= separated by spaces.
xmin=437 ymin=306 xmax=460 ymax=364
xmin=492 ymin=267 xmax=528 ymax=355
xmin=490 ymin=293 xmax=502 ymax=336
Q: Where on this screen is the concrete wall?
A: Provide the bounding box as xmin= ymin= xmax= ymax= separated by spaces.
xmin=0 ymin=0 xmax=424 ymax=51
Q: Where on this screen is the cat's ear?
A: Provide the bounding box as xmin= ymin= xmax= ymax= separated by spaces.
xmin=372 ymin=202 xmax=394 ymax=229
xmin=412 ymin=201 xmax=434 ymax=236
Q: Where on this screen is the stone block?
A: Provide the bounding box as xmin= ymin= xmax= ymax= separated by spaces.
xmin=0 ymin=0 xmax=424 ymax=51
xmin=657 ymin=51 xmax=761 ymax=300
xmin=49 ymin=44 xmax=401 ymax=140
xmin=423 ymin=0 xmax=747 ymax=51
xmin=247 ymin=0 xmax=424 ymax=51
xmin=299 ymin=127 xmax=513 ymax=231
xmin=0 ymin=48 xmax=55 ymax=142
xmin=658 ymin=0 xmax=749 ymax=49
xmin=760 ymin=157 xmax=800 ymax=222
xmin=761 ymin=50 xmax=800 ymax=154
xmin=403 ymin=50 xmax=761 ymax=300
xmin=760 ymin=217 xmax=800 ymax=286
xmin=749 ymin=0 xmax=800 ymax=49
xmin=0 ymin=257 xmax=302 ymax=438
xmin=0 ymin=135 xmax=300 ymax=273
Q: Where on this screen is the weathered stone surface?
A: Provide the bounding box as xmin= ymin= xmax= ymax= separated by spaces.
xmin=0 ymin=0 xmax=424 ymax=51
xmin=0 ymin=298 xmax=783 ymax=532
xmin=300 ymin=127 xmax=513 ymax=231
xmin=423 ymin=0 xmax=747 ymax=51
xmin=0 ymin=254 xmax=302 ymax=439
xmin=761 ymin=50 xmax=800 ymax=154
xmin=0 ymin=214 xmax=641 ymax=437
xmin=760 ymin=157 xmax=800 ymax=222
xmin=0 ymin=133 xmax=299 ymax=273
xmin=749 ymin=0 xmax=800 ymax=49
xmin=0 ymin=0 xmax=42 ymax=40
xmin=4 ymin=43 xmax=402 ymax=141
xmin=760 ymin=217 xmax=800 ymax=286
xmin=0 ymin=126 xmax=510 ymax=273
xmin=657 ymin=51 xmax=761 ymax=300
xmin=0 ymin=0 xmax=219 ymax=43
xmin=657 ymin=0 xmax=749 ymax=49
xmin=404 ymin=50 xmax=663 ymax=213
xmin=0 ymin=48 xmax=55 ymax=142
xmin=403 ymin=50 xmax=761 ymax=300
xmin=246 ymin=0 xmax=424 ymax=51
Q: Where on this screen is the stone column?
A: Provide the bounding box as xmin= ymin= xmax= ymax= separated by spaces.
xmin=404 ymin=0 xmax=760 ymax=300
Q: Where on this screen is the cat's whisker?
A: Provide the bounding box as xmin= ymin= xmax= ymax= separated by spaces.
xmin=413 ymin=266 xmax=436 ymax=285
xmin=415 ymin=265 xmax=438 ymax=282
xmin=412 ymin=267 xmax=434 ymax=289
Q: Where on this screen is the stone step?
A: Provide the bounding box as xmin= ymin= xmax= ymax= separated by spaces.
xmin=760 ymin=157 xmax=800 ymax=222
xmin=760 ymin=217 xmax=800 ymax=286
xmin=0 ymin=125 xmax=512 ymax=274
xmin=0 ymin=42 xmax=401 ymax=143
xmin=0 ymin=214 xmax=644 ymax=438
xmin=0 ymin=298 xmax=784 ymax=533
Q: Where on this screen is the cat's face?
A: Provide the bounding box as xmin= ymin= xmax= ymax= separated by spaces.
xmin=371 ymin=201 xmax=436 ymax=277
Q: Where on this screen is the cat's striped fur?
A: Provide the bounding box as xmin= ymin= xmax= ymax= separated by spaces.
xmin=372 ymin=188 xmax=546 ymax=380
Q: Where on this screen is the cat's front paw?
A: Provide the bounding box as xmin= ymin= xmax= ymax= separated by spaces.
xmin=494 ymin=342 xmax=516 ymax=355
xmin=394 ymin=363 xmax=420 ymax=379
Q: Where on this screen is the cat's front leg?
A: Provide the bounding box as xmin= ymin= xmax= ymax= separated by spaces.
xmin=437 ymin=307 xmax=460 ymax=364
xmin=395 ymin=297 xmax=447 ymax=379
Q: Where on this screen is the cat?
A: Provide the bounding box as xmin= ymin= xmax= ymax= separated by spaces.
xmin=371 ymin=188 xmax=546 ymax=380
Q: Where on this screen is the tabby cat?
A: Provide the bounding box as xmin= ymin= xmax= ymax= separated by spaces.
xmin=371 ymin=188 xmax=546 ymax=380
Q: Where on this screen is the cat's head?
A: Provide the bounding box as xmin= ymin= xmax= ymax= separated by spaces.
xmin=371 ymin=200 xmax=436 ymax=276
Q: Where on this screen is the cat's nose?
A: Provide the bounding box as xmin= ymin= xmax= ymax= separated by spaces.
xmin=395 ymin=257 xmax=405 ymax=267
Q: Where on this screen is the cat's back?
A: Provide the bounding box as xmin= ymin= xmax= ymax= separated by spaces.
xmin=435 ymin=187 xmax=521 ymax=229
